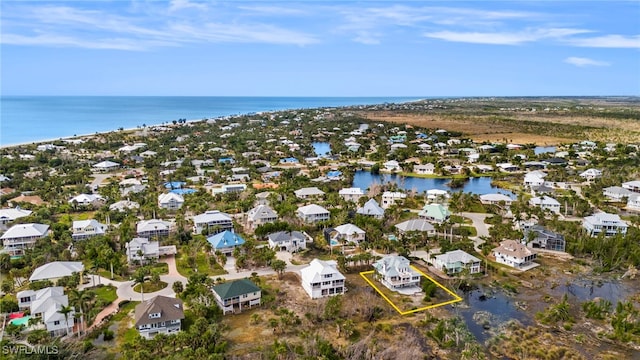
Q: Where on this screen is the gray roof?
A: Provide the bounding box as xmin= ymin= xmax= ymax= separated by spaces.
xmin=1 ymin=223 xmax=49 ymax=240
xmin=373 ymin=255 xmax=417 ymax=278
xmin=135 ymin=295 xmax=184 ymax=327
xmin=0 ymin=207 xmax=33 ymax=221
xmin=435 ymin=250 xmax=481 ymax=265
xmin=294 ymin=187 xmax=325 ymax=197
xmin=247 ymin=205 xmax=278 ymax=221
xmin=357 ymin=199 xmax=384 ymax=216
xmin=267 ymin=231 xmax=306 ymax=244
xmin=395 ymin=219 xmax=435 ymax=232
xmin=30 ymin=261 xmax=84 ymax=281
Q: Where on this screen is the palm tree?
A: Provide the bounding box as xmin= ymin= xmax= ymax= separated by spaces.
xmin=57 ymin=304 xmax=74 ymax=337
xmin=69 ymin=289 xmax=95 ymax=335
xmin=133 ymin=267 xmax=148 ymax=302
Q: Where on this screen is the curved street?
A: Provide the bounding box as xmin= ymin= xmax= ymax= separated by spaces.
xmin=84 ymin=215 xmax=491 ymax=330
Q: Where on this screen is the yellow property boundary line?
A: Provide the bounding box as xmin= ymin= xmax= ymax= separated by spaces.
xmin=360 ymin=265 xmax=463 ymax=315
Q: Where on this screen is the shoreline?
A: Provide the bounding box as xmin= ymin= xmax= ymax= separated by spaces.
xmin=0 ymin=98 xmax=423 ymax=149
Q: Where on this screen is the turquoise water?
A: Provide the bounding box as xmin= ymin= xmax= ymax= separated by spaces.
xmin=9 ymin=316 xmax=30 ymax=326
xmin=352 ymin=171 xmax=515 ymax=197
xmin=0 ymin=96 xmax=422 ymax=146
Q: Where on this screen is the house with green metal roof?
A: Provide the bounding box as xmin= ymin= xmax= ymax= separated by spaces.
xmin=418 ymin=203 xmax=450 ymax=224
xmin=211 ymin=279 xmax=261 ymax=315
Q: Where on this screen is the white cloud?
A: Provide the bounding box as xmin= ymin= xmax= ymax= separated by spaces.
xmin=424 ymin=28 xmax=591 ymax=45
xmin=564 ymin=57 xmax=610 ymax=67
xmin=0 ymin=3 xmax=318 ymax=49
xmin=169 ymin=0 xmax=208 ymax=12
xmin=566 ymin=34 xmax=640 ymax=49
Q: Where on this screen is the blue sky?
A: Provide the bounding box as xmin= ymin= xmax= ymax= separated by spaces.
xmin=1 ymin=1 xmax=639 ymax=96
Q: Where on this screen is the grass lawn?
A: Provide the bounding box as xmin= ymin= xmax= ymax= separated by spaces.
xmin=97 ymin=270 xmax=127 ymax=281
xmin=176 ymin=252 xmax=226 ymax=277
xmin=133 ymin=281 xmax=168 ymax=293
xmin=93 ymin=285 xmax=118 ymax=304
xmin=150 ymin=262 xmax=169 ymax=275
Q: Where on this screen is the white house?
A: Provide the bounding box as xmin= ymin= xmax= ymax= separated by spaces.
xmin=71 ymin=219 xmax=107 ymax=240
xmin=134 ymin=295 xmax=184 ymax=339
xmin=529 ymin=196 xmax=561 ymax=214
xmin=92 ymin=160 xmax=120 ymax=172
xmin=109 ymin=200 xmax=140 ymax=212
xmin=434 ymin=250 xmax=482 ymax=275
xmin=523 ymin=171 xmax=547 ymax=188
xmin=29 ymin=261 xmax=84 ymax=283
xmin=418 ymin=204 xmax=450 ymax=223
xmin=267 ymin=231 xmax=308 ymax=252
xmin=126 ymin=237 xmax=158 ymax=264
xmin=381 ymin=191 xmax=406 ymax=209
xmin=628 ymin=194 xmax=640 ymax=211
xmin=492 ymin=240 xmax=537 ymax=270
xmin=16 ymin=287 xmax=76 ymax=337
xmin=579 ymin=169 xmax=602 ymax=180
xmin=294 ymin=187 xmax=325 ymax=199
xmin=297 ymin=204 xmax=330 ymax=223
xmin=373 ymin=255 xmax=421 ymax=291
xmin=211 ymin=279 xmax=261 ymax=314
xmin=158 ymin=192 xmax=184 ymax=211
xmin=480 ymin=193 xmax=513 ymax=206
xmin=1 ymin=223 xmax=50 ymax=256
xmin=394 ymin=219 xmax=436 ymax=236
xmin=339 ymin=187 xmax=365 ymax=202
xmin=136 ymin=219 xmax=173 ymax=238
xmin=582 ymin=212 xmax=628 ymax=237
xmin=0 ymin=207 xmax=32 ymax=229
xmin=622 ymin=180 xmax=640 ymax=193
xmin=414 ymin=163 xmax=435 ymax=175
xmin=383 ymin=160 xmax=401 ymax=172
xmin=332 ymin=223 xmax=366 ymax=246
xmin=603 ymin=186 xmax=635 ymax=202
xmin=193 ymin=210 xmax=233 ymax=234
xmin=246 ymin=205 xmax=278 ymax=230
xmin=300 ymin=259 xmax=346 ymax=299
xmin=69 ymin=194 xmax=105 ymax=207
xmin=356 ymin=199 xmax=385 ymax=219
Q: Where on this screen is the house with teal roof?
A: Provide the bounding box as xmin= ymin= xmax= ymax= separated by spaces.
xmin=418 ymin=204 xmax=450 ymax=224
xmin=211 ymin=279 xmax=261 ymax=314
xmin=206 ymin=230 xmax=245 ymax=256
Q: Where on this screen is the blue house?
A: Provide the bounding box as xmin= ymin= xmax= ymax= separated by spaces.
xmin=219 ymin=157 xmax=236 ymax=164
xmin=207 ymin=230 xmax=245 ymax=255
xmin=279 ymin=157 xmax=299 ymax=164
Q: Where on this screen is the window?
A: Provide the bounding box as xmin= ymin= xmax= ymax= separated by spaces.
xmin=54 ymin=321 xmax=60 ymax=325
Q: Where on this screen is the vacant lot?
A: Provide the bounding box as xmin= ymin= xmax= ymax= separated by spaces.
xmin=358 ymin=108 xmax=640 ymax=144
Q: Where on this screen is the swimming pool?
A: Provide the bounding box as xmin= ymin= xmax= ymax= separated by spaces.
xmin=9 ymin=315 xmax=31 ymax=327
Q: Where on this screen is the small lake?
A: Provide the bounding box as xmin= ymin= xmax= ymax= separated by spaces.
xmin=312 ymin=142 xmax=331 ymax=157
xmin=534 ymin=146 xmax=556 ymax=155
xmin=457 ymin=287 xmax=532 ymax=344
xmin=352 ymin=171 xmax=515 ymax=197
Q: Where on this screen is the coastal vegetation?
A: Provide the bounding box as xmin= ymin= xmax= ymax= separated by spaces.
xmin=0 ymin=97 xmax=639 ymax=359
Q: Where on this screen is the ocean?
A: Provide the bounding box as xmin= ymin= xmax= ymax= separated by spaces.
xmin=0 ymin=96 xmax=423 ymax=146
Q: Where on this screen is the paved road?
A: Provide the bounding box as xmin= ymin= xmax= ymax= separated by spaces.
xmin=89 ymin=173 xmax=112 ymax=190
xmin=84 ymin=252 xmax=307 ymax=329
xmin=460 ymin=212 xmax=491 ymax=252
